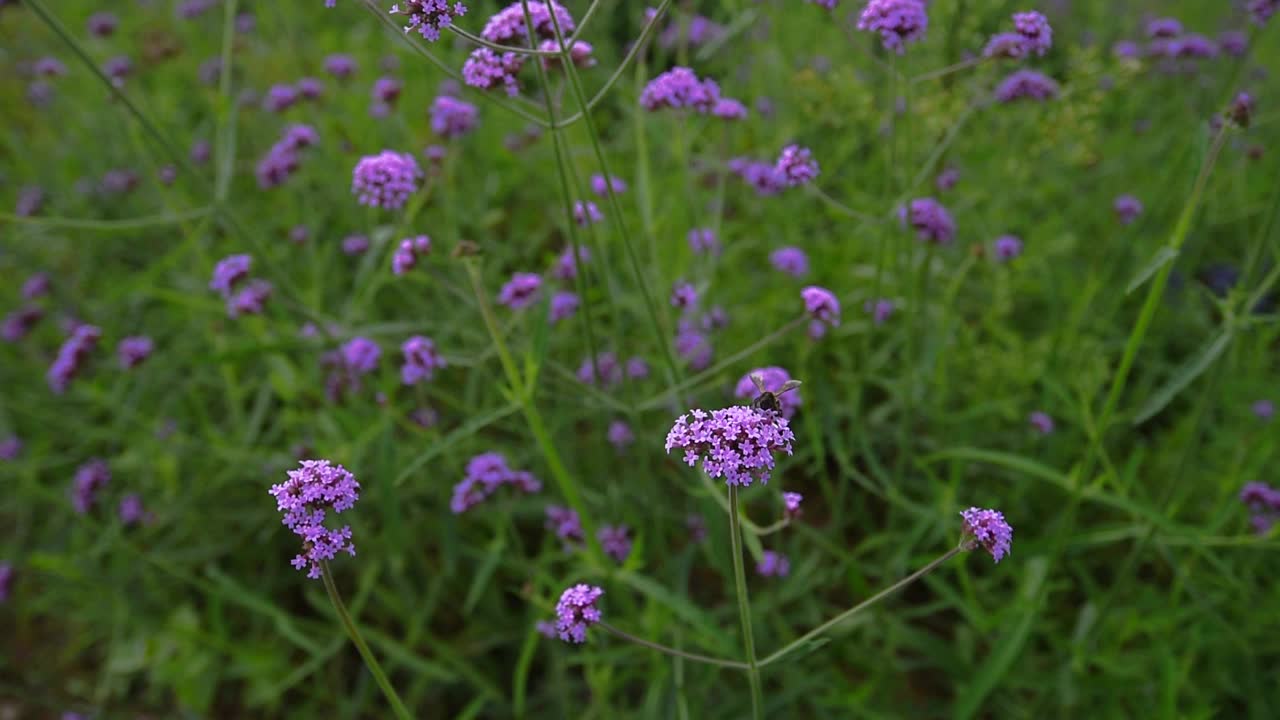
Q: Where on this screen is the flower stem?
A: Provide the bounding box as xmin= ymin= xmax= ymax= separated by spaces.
xmin=319 ymin=562 xmax=414 ymax=720
xmin=758 ymin=546 xmax=963 ymax=668
xmin=599 ymin=622 xmax=750 ymax=670
xmin=728 ymin=486 xmax=764 ymax=719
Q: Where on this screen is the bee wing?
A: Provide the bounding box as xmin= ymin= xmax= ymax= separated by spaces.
xmin=750 ymin=374 xmax=767 ymax=394
xmin=777 ymin=380 xmax=803 ymax=395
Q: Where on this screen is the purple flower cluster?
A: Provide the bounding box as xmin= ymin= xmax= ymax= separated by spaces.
xmin=783 ymin=491 xmax=803 ymax=519
xmin=545 ymin=505 xmax=584 ymax=548
xmin=995 ymin=69 xmax=1059 ymax=103
xmin=549 ymin=291 xmax=579 ymax=324
xmin=900 ymin=197 xmax=956 ymax=244
xmin=590 ymin=174 xmax=626 ymax=197
xmin=539 ymin=39 xmax=596 ymax=69
xmin=87 ymin=12 xmax=118 ymax=37
xmin=2 ymin=306 xmax=43 ymax=343
xmin=481 ymin=1 xmax=575 ymax=43
xmin=856 ymin=0 xmax=929 ymax=54
xmin=770 ymin=246 xmax=809 ymax=277
xmin=1253 ymin=400 xmax=1275 ymax=421
xmin=670 ymin=281 xmax=698 ymax=309
xmin=324 ymin=54 xmax=357 ymax=79
xmin=657 ymin=13 xmax=724 ymax=49
xmin=993 ymin=235 xmax=1023 ymax=262
xmin=400 ymin=335 xmax=446 ymax=385
xmin=598 ymin=525 xmax=632 ymax=564
xmin=462 ymin=49 xmax=526 ymax=96
xmin=607 ymin=420 xmax=634 ymax=452
xmin=0 ymin=563 xmax=13 ymax=603
xmin=757 ymin=550 xmax=791 ymax=578
xmin=341 ymin=337 xmax=381 ymax=375
xmin=392 ymin=235 xmax=432 ymax=275
xmin=675 ymin=319 xmax=714 ymax=370
xmin=210 ymin=254 xmax=272 ymax=318
xmin=343 ymin=235 xmax=370 ymax=256
xmin=640 ymin=67 xmax=725 ymax=114
xmin=430 ymin=95 xmax=478 ymax=139
xmin=729 ymin=157 xmax=786 ymax=196
xmin=269 ymin=460 xmax=361 ymax=579
xmin=48 ymin=325 xmax=101 ymax=394
xmin=687 ymin=228 xmax=720 ymax=256
xmin=370 ymin=76 xmax=402 ymax=117
xmin=573 ymin=201 xmax=603 ymax=226
xmin=118 ymin=493 xmax=151 ymax=527
xmin=735 ymin=367 xmax=803 ymax=419
xmin=1114 ymin=194 xmax=1143 ymax=225
xmin=256 ymin=124 xmax=320 ymax=189
xmin=498 ymin=272 xmax=543 ymax=310
xmin=117 ymin=336 xmax=154 ymax=370
xmin=802 ymin=286 xmax=840 ymax=329
xmin=1029 ymin=411 xmax=1055 ymax=434
xmin=959 ymin=507 xmax=1013 ymax=562
xmin=1240 ymin=482 xmax=1280 ymax=534
xmin=774 ymin=145 xmax=819 ymax=187
xmin=0 ymin=436 xmax=21 ymax=461
xmin=16 ymin=186 xmax=46 ymax=217
xmin=1250 ymin=0 xmax=1278 ymax=25
xmin=553 ymin=245 xmax=590 ymax=281
xmin=352 ymin=150 xmax=423 ymax=209
xmin=71 ymin=459 xmax=110 ymax=514
xmin=390 ymin=0 xmax=468 ymax=41
xmin=1012 ymin=11 xmax=1052 ymax=56
xmin=665 ymin=406 xmax=797 ymax=487
xmin=264 ymin=84 xmax=300 ymax=113
xmin=554 ymin=583 xmax=603 ymax=643
xmin=450 ymin=452 xmax=541 ymax=514
xmin=577 ymin=351 xmax=622 ymax=387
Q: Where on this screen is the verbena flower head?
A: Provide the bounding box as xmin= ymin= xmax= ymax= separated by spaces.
xmin=0 ymin=563 xmax=13 ymax=603
xmin=1217 ymin=31 xmax=1247 ymax=57
xmin=498 ymin=272 xmax=543 ymax=310
xmin=687 ymin=228 xmax=720 ymax=256
xmin=549 ymin=291 xmax=579 ymax=324
xmin=16 ymin=186 xmax=45 ymax=218
xmin=296 ymin=78 xmax=324 ymax=100
xmin=341 ymin=337 xmax=381 ymax=375
xmin=451 ymin=453 xmax=541 ymax=513
xmin=2 ymin=306 xmax=43 ymax=342
xmin=783 ymin=491 xmax=803 ymax=519
xmin=352 ymin=151 xmax=422 ymax=210
xmin=1012 ymin=11 xmax=1052 ymax=56
xmin=598 ymin=525 xmax=632 ymax=564
xmin=900 ymin=197 xmax=956 ymax=244
xmin=735 ymin=367 xmax=803 ymax=419
xmin=1146 ymin=17 xmax=1183 ymax=39
xmin=401 ymin=335 xmax=445 ymax=385
xmin=269 ymin=460 xmax=360 ymax=579
xmin=995 ymin=69 xmax=1059 ymax=103
xmin=71 ymin=458 xmax=111 ymax=514
xmin=626 ymin=356 xmax=649 ymax=379
xmin=1252 ymin=399 xmax=1275 ymax=421
xmin=1114 ymin=194 xmax=1143 ymax=225
xmin=802 ymin=286 xmax=840 ymax=326
xmin=87 ymin=12 xmax=118 ymax=37
xmin=117 ymin=336 xmax=154 ymax=370
xmin=983 ymin=32 xmax=1027 ymax=59
xmin=545 ymin=505 xmax=584 ymax=548
xmin=757 ymin=550 xmax=790 ymax=578
xmin=935 ymin=166 xmax=960 ymax=191
xmin=228 ymin=280 xmax=273 ymax=318
xmin=856 ymin=0 xmax=929 ymax=54
xmin=770 ymin=246 xmax=810 ymax=277
xmin=343 ymin=235 xmax=370 ymax=256
xmin=118 ymin=493 xmax=149 ymax=526
xmin=0 ymin=436 xmax=21 ymax=461
xmin=590 ymin=174 xmax=626 ymax=197
xmin=34 ymin=57 xmax=67 ymax=77
xmin=640 ymin=66 xmax=721 ymax=113
xmin=430 ymin=95 xmax=478 ymax=138
xmin=993 ymin=235 xmax=1023 ymax=262
xmin=390 ymin=1 xmax=468 ymax=42
xmin=264 ymin=83 xmax=300 ymax=113
xmin=573 ymin=201 xmax=603 ymax=226
xmin=670 ymin=281 xmax=698 ymax=309
xmin=774 ymin=145 xmax=819 ymax=187
xmin=48 ymin=325 xmax=101 ymax=394
xmin=554 ymin=245 xmax=590 ymax=281
xmin=372 ymin=76 xmax=403 ymax=104
xmin=665 ymin=406 xmax=796 ymax=487
xmin=1112 ymin=40 xmax=1139 ymax=58
xmin=392 ymin=235 xmax=431 ymax=275
xmin=554 ymin=583 xmax=603 ymax=643
xmin=959 ymin=507 xmax=1013 ymax=562
xmin=1227 ymin=92 xmax=1256 ymax=129
xmin=607 ymin=420 xmax=634 ymax=452
xmin=324 ymin=54 xmax=357 ymax=78
xmin=1249 ymin=0 xmax=1278 ymax=25
xmin=289 ymin=225 xmax=310 ymax=245
xmin=1029 ymin=411 xmax=1055 ymax=434
xmin=462 ymin=48 xmax=525 ymax=96
xmin=675 ymin=323 xmax=713 ymax=370
xmin=577 ymin=351 xmax=622 ymax=386
xmin=730 ymin=157 xmax=786 ymax=196
xmin=482 ymin=1 xmax=575 ymax=43
xmin=539 ymin=39 xmax=597 ymax=69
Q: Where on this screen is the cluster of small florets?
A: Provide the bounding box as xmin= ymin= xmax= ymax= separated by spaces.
xmin=430 ymin=95 xmax=478 ymax=139
xmin=984 ymin=11 xmax=1053 ymax=58
xmin=573 ymin=200 xmax=603 ymax=227
xmin=590 ymin=175 xmax=626 ymax=198
xmin=553 ymin=245 xmax=590 ymax=281
xmin=0 ymin=436 xmax=21 ymax=462
xmin=598 ymin=525 xmax=632 ymax=564
xmin=269 ymin=460 xmax=361 ymax=579
xmin=865 ymin=298 xmax=895 ymax=326
xmin=757 ymin=550 xmax=791 ymax=578
xmin=994 ymin=69 xmax=1059 ymax=103
xmin=400 ymin=335 xmax=446 ymax=385
xmin=481 ymin=1 xmax=574 ymax=42
xmin=655 ymin=12 xmax=724 ymax=49
xmin=728 ymin=145 xmax=818 ymax=194
xmin=48 ymin=324 xmax=101 ymax=394
xmin=774 ymin=145 xmax=820 ymax=187
xmin=993 ymin=235 xmax=1024 ymax=262
xmin=450 ymin=452 xmax=542 ymax=514
xmin=770 ymin=246 xmax=809 ymax=277
xmin=577 ymin=351 xmax=623 ymax=387
xmin=256 ymin=124 xmax=320 ymax=189
xmin=118 ymin=493 xmax=152 ymax=527
xmin=856 ymin=0 xmax=929 ymax=54
xmin=545 ymin=505 xmax=584 ymax=549
xmin=900 ymin=197 xmax=957 ymax=244
xmin=729 ymin=157 xmax=786 ymax=196
xmin=1114 ymin=194 xmax=1143 ymax=225
xmin=670 ymin=281 xmax=698 ymax=310
xmin=462 ymin=49 xmax=526 ymax=96
xmin=607 ymin=420 xmax=634 ymax=452
xmin=71 ymin=458 xmax=110 ymax=514
xmin=687 ymin=228 xmax=720 ymax=256
xmin=390 ymin=0 xmax=468 ymax=42
xmin=783 ymin=491 xmax=803 ymax=519
xmin=1028 ymin=411 xmax=1055 ymax=434
xmin=959 ymin=507 xmax=1014 ymax=562
xmin=352 ymin=150 xmax=423 ymax=209
xmin=369 ymin=76 xmax=403 ymax=117
xmin=735 ymin=367 xmax=803 ymax=419
xmin=553 ymin=583 xmax=603 ymax=643
xmin=3 ymin=305 xmax=43 ymax=343
xmin=117 ymin=336 xmax=154 ymax=370
xmin=324 ymin=53 xmax=357 ymax=79
xmin=1240 ymin=482 xmax=1280 ymax=534
xmin=210 ymin=254 xmax=273 ymax=318
xmin=392 ymin=235 xmax=432 ymax=275
xmin=802 ymin=286 xmax=841 ymax=330
xmin=665 ymin=406 xmax=797 ymax=487
xmin=1249 ymin=0 xmax=1278 ymax=25
xmin=538 ymin=39 xmax=596 ymax=69
xmin=0 ymin=563 xmax=13 ymax=603
xmin=641 ymin=66 xmax=744 ymax=116
xmin=549 ymin=291 xmax=579 ymax=324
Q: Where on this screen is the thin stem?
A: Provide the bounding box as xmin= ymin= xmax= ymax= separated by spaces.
xmin=728 ymin=486 xmax=764 ymax=720
xmin=696 ymin=471 xmax=787 ymax=537
xmin=568 ymin=0 xmax=603 ymax=43
xmin=758 ymin=546 xmax=963 ymax=668
xmin=910 ymin=57 xmax=984 ymax=85
xmin=319 ymin=563 xmax=414 ymax=720
xmin=448 ymin=25 xmax=562 ymax=56
xmin=598 ymin=622 xmax=750 ymax=670
xmin=807 ymin=186 xmax=879 ymax=222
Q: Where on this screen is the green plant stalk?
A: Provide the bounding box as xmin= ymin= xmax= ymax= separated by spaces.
xmin=0 ymin=207 xmax=212 ymax=230
xmin=599 ymin=622 xmax=750 ymax=670
xmin=759 ymin=546 xmax=963 ymax=668
xmin=728 ymin=486 xmax=764 ymax=719
xmin=320 ymin=563 xmax=414 ymax=720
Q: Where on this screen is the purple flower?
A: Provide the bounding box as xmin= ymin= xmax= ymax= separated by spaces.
xmin=390 ymin=0 xmax=468 ymax=42
xmin=48 ymin=325 xmax=101 ymax=394
xmin=712 ymin=97 xmax=748 ymax=120
xmin=607 ymin=420 xmax=634 ymax=452
xmin=983 ymin=32 xmax=1027 ymax=59
xmin=573 ymin=201 xmax=603 ymax=227
xmin=410 ymin=406 xmax=439 ymax=428
xmin=296 ymin=77 xmax=324 ymax=100
xmin=783 ymin=491 xmax=803 ymax=519
xmin=598 ymin=525 xmax=632 ymax=564
xmin=577 ymin=351 xmax=622 ymax=387
xmin=467 ymin=452 xmax=513 ymax=492
xmin=770 ymin=247 xmax=809 ymax=277
xmin=256 ymin=145 xmax=300 ymax=189
xmin=757 ymin=550 xmax=790 ymax=578
xmin=342 ymin=337 xmax=381 ymax=375
xmin=539 ymin=39 xmax=597 ymax=69
xmin=236 ymin=11 xmax=256 ymax=33
xmin=1252 ymin=400 xmax=1274 ymax=421
xmin=993 ymin=235 xmax=1023 ymax=262
xmin=498 ymin=272 xmax=543 ymax=310
xmin=900 ymin=197 xmax=956 ymax=244
xmin=1239 ymin=482 xmax=1280 ymax=511
xmin=1012 ymin=11 xmax=1052 ymax=56
xmin=995 ymin=69 xmax=1059 ymax=103
xmin=675 ymin=323 xmax=713 ymax=370
xmin=687 ymin=228 xmax=720 ymax=256
xmin=856 ymin=0 xmax=929 ymax=54
xmin=2 ymin=306 xmax=43 ymax=343
xmin=1228 ymin=92 xmax=1256 ymax=129
xmin=34 ymin=57 xmax=67 ymax=77
xmin=1249 ymin=0 xmax=1278 ymax=25
xmin=730 ymin=158 xmax=786 ymax=196
xmin=1113 ymin=41 xmax=1139 ymax=59
xmin=626 ymin=356 xmax=649 ymax=379
xmin=117 ymin=336 xmax=154 ymax=370
xmin=392 ymin=235 xmax=431 ymax=275
xmin=87 ymin=12 xmax=118 ymax=37
xmin=16 ymin=186 xmax=45 ymax=218
xmin=352 ymin=151 xmax=423 ymax=210
xmin=1029 ymin=411 xmax=1055 ymax=434
xmin=401 ymin=335 xmax=446 ymax=385
xmin=462 ymin=48 xmax=525 ymax=96
xmin=774 ymin=145 xmax=819 ymax=187
xmin=324 ymin=54 xmax=357 ymax=79
xmin=0 ymin=436 xmax=22 ymax=461
xmin=71 ymin=458 xmax=111 ymax=514
xmin=735 ymin=367 xmax=803 ymax=419
xmin=118 ymin=493 xmax=149 ymax=526
xmin=935 ymin=167 xmax=960 ymax=191
xmin=1219 ymin=31 xmax=1248 ymax=57
xmin=343 ymin=235 xmax=370 ymax=256
xmin=481 ymin=1 xmax=575 ymax=43
xmin=549 ymin=291 xmax=580 ymax=324
xmin=1146 ymin=18 xmax=1183 ymax=39
xmin=554 ymin=583 xmax=603 ymax=643
xmin=372 ymin=76 xmax=402 ymax=104
xmin=228 ymin=280 xmax=273 ymax=318
xmin=208 ymin=255 xmax=249 ymax=297
xmin=100 ymin=169 xmax=139 ymax=195
xmin=431 ymin=95 xmax=478 ymax=139
xmin=0 ymin=563 xmax=13 ymax=603
xmin=864 ymin=298 xmax=895 ymax=325
xmin=959 ymin=507 xmax=1013 ymax=562
xmin=289 ymin=225 xmax=310 ymax=245
xmin=450 ymin=477 xmax=488 ymax=514
xmin=269 ymin=460 xmax=361 ymax=579
xmin=802 ymin=286 xmax=840 ymax=327
xmin=264 ymin=84 xmax=300 ymax=113
xmin=554 ymin=245 xmax=590 ymax=281
xmin=670 ymin=281 xmax=698 ymax=309
xmin=590 ymin=174 xmax=626 ymax=197
xmin=546 ymin=505 xmax=584 ymax=548
xmin=665 ymin=406 xmax=796 ymax=487
xmin=640 ymin=67 xmax=721 ymax=113
xmin=536 ymin=620 xmax=558 ymax=638
xmin=452 ymin=453 xmax=540 ymax=513
xmin=1114 ymin=194 xmax=1143 ymax=225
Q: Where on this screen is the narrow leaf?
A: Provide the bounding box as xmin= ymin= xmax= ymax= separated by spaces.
xmin=1131 ymin=328 xmax=1232 ymax=424
xmin=1125 ymin=247 xmax=1179 ymax=295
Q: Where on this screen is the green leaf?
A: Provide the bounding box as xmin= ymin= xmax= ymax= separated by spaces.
xmin=1130 ymin=328 xmax=1233 ymax=425
xmin=1125 ymin=247 xmax=1179 ymax=295
xmin=462 ymin=534 xmax=506 ymax=615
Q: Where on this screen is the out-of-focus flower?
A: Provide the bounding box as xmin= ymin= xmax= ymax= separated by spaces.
xmin=1252 ymin=400 xmax=1274 ymax=421
xmin=993 ymin=235 xmax=1023 ymax=261
xmin=117 ymin=336 xmax=154 ymax=370
xmin=392 ymin=235 xmax=432 ymax=275
xmin=549 ymin=291 xmax=579 ymax=324
xmin=688 ymin=228 xmax=720 ymax=256
xmin=774 ymin=145 xmax=819 ymax=187
xmin=573 ymin=201 xmax=603 ymax=227
xmin=770 ymin=247 xmax=809 ymax=277
xmin=1114 ymin=194 xmax=1143 ymax=225
xmin=546 ymin=505 xmax=584 ymax=548
xmin=577 ymin=351 xmax=622 ymax=387
xmin=757 ymin=550 xmax=790 ymax=577
xmin=590 ymin=174 xmax=626 ymax=197
xmin=598 ymin=525 xmax=632 ymax=564
xmin=341 ymin=337 xmax=381 ymax=375
xmin=48 ymin=325 xmax=101 ymax=394
xmin=119 ymin=493 xmax=151 ymax=526
xmin=783 ymin=491 xmax=803 ymax=519
xmin=430 ymin=95 xmax=478 ymax=139
xmin=670 ymin=281 xmax=698 ymax=309
xmin=554 ymin=245 xmax=589 ymax=281
xmin=462 ymin=48 xmax=525 ymax=96
xmin=324 ymin=54 xmax=357 ymax=78
xmin=734 ymin=367 xmax=803 ymax=419
xmin=864 ymin=298 xmax=895 ymax=325
xmin=995 ymin=69 xmax=1059 ymax=103
xmin=1029 ymin=411 xmax=1054 ymax=434
xmin=343 ymin=235 xmax=370 ymax=256
xmin=1012 ymin=11 xmax=1052 ymax=56
xmin=640 ymin=66 xmax=721 ymax=113
xmin=498 ymin=272 xmax=543 ymax=309
xmin=400 ymin=335 xmax=445 ymax=385
xmin=2 ymin=306 xmax=43 ymax=343
xmin=0 ymin=436 xmax=22 ymax=461
xmin=71 ymin=458 xmax=110 ymax=514
xmin=607 ymin=420 xmax=634 ymax=452
xmin=87 ymin=12 xmax=118 ymax=37
xmin=802 ymin=286 xmax=840 ymax=327
xmin=856 ymin=0 xmax=928 ymax=54
xmin=539 ymin=38 xmax=596 ymax=69
xmin=899 ymin=197 xmax=956 ymax=244
xmin=1146 ymin=17 xmax=1183 ymax=38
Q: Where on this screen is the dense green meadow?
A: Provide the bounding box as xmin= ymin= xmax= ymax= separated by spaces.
xmin=2 ymin=0 xmax=1279 ymax=717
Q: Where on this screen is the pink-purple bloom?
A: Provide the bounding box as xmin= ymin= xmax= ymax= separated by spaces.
xmin=462 ymin=48 xmax=525 ymax=96
xmin=343 ymin=235 xmax=370 ymax=256
xmin=118 ymin=494 xmax=150 ymax=526
xmin=959 ymin=507 xmax=1013 ymax=562
xmin=995 ymin=70 xmax=1059 ymax=103
xmin=1012 ymin=11 xmax=1052 ymax=56
xmin=390 ymin=0 xmax=468 ymax=41
xmin=900 ymin=197 xmax=956 ymax=244
xmin=640 ymin=66 xmax=721 ymax=113
xmin=430 ymin=95 xmax=478 ymax=138
xmin=590 ymin=174 xmax=626 ymax=197
xmin=573 ymin=201 xmax=603 ymax=227
xmin=770 ymin=247 xmax=809 ymax=277
xmin=549 ymin=291 xmax=580 ymax=324
xmin=546 ymin=505 xmax=584 ymax=548
xmin=865 ymin=298 xmax=895 ymax=325
xmin=554 ymin=245 xmax=590 ymax=281
xmin=774 ymin=145 xmax=819 ymax=187
xmin=48 ymin=325 xmax=101 ymax=394
xmin=671 ymin=281 xmax=698 ymax=309
xmin=607 ymin=420 xmax=634 ymax=452
xmin=577 ymin=351 xmax=622 ymax=387
xmin=802 ymin=286 xmax=840 ymax=327
xmin=269 ymin=460 xmax=361 ymax=579
xmin=498 ymin=272 xmax=543 ymax=310
xmin=117 ymin=336 xmax=154 ymax=370
xmin=1146 ymin=18 xmax=1183 ymax=39
xmin=1114 ymin=194 xmax=1143 ymax=225
xmin=1249 ymin=0 xmax=1278 ymax=25
xmin=228 ymin=280 xmax=273 ymax=318
xmin=783 ymin=491 xmax=803 ymax=519
xmin=87 ymin=12 xmax=118 ymax=37
xmin=401 ymin=335 xmax=446 ymax=385
xmin=482 ymin=1 xmax=575 ymax=43
xmin=1251 ymin=400 xmax=1274 ymax=420
xmin=993 ymin=235 xmax=1023 ymax=262
xmin=71 ymin=458 xmax=110 ymax=514
xmin=353 ymin=151 xmax=423 ymax=210
xmin=757 ymin=550 xmax=790 ymax=578
xmin=598 ymin=525 xmax=632 ymax=564
xmin=450 ymin=452 xmax=541 ymax=513
xmin=1029 ymin=411 xmax=1055 ymax=434
xmin=324 ymin=54 xmax=357 ymax=78
xmin=687 ymin=228 xmax=720 ymax=256
xmin=0 ymin=436 xmax=20 ymax=461
xmin=735 ymin=367 xmax=803 ymax=419
xmin=1240 ymin=482 xmax=1280 ymax=534
xmin=856 ymin=0 xmax=929 ymax=54
xmin=665 ymin=406 xmax=796 ymax=487
xmin=0 ymin=563 xmax=13 ymax=603
xmin=392 ymin=235 xmax=432 ymax=275
xmin=2 ymin=306 xmax=43 ymax=342
xmin=341 ymin=337 xmax=381 ymax=375
xmin=554 ymin=583 xmax=602 ymax=643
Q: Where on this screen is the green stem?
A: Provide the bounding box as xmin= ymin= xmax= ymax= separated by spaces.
xmin=758 ymin=546 xmax=963 ymax=668
xmin=599 ymin=622 xmax=750 ymax=670
xmin=448 ymin=26 xmax=562 ymax=55
xmin=0 ymin=207 xmax=212 ymax=230
xmin=320 ymin=563 xmax=414 ymax=720
xmin=728 ymin=486 xmax=764 ymax=719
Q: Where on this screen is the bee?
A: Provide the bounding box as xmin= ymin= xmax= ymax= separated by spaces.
xmin=748 ymin=374 xmax=802 ymax=414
